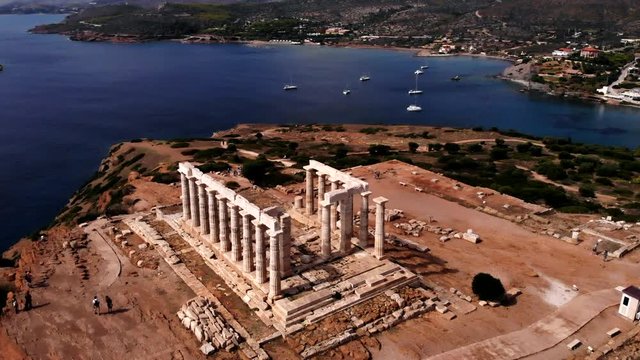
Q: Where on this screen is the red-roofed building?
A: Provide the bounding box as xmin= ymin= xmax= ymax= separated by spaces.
xmin=580 ymin=46 xmax=600 ymax=59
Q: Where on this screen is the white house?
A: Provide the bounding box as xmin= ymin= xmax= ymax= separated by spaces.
xmin=552 ymin=48 xmax=573 ymax=58
xmin=618 ymin=286 xmax=640 ymax=320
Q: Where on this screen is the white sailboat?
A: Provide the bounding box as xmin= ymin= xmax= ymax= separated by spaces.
xmin=420 ymin=64 xmax=429 ymax=69
xmin=414 ymin=69 xmax=424 ymax=75
xmin=408 ymin=74 xmax=423 ymax=95
xmin=342 ymin=89 xmax=351 ymax=95
xmin=359 ymin=74 xmax=370 ymax=81
xmin=407 ymin=104 xmax=422 ymax=112
xmin=283 ymin=75 xmax=298 ymax=90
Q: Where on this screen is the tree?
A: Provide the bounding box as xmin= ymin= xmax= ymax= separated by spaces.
xmin=255 ymin=132 xmax=263 ymax=140
xmin=579 ymin=185 xmax=595 ymax=198
xmin=490 ymin=147 xmax=509 ymax=160
xmin=368 ymin=144 xmax=391 ymax=156
xmin=472 ymin=273 xmax=506 ymax=302
xmin=443 ymin=143 xmax=460 ymax=154
xmin=242 ymin=156 xmax=276 ymax=186
xmin=408 ymin=142 xmax=419 ymax=153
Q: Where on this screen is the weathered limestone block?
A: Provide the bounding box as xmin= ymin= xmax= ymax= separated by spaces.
xmin=200 ymin=343 xmax=216 ymax=355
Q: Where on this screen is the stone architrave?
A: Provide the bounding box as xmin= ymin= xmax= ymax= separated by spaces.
xmin=207 ymin=190 xmax=219 ymax=244
xmin=279 ymin=214 xmax=292 ymax=277
xmin=321 ymin=201 xmax=332 ymax=258
xmin=339 ymin=199 xmax=351 ymax=253
xmin=317 ymin=174 xmax=326 ymax=221
xmin=305 ymin=168 xmax=315 ymax=215
xmin=217 ymin=196 xmax=230 ymax=252
xmin=268 ymin=230 xmax=283 ymax=300
xmin=330 ymin=180 xmax=339 ymax=231
xmin=230 ymin=205 xmax=241 ymax=262
xmin=198 ymin=183 xmax=209 ymax=235
xmin=189 ymin=177 xmax=200 ymax=228
xmin=373 ymin=196 xmax=389 ymax=259
xmin=253 ymin=220 xmax=267 ymax=284
xmin=181 ymin=173 xmax=191 ymax=220
xmin=359 ymin=191 xmax=371 ymax=248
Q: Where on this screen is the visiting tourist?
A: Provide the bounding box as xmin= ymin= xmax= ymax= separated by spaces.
xmin=603 ymin=250 xmax=608 ymax=262
xmin=592 ymin=243 xmax=598 ymax=255
xmin=92 ymin=296 xmax=100 ymax=315
xmin=11 ymin=298 xmax=18 ymax=314
xmin=24 ymin=291 xmax=32 ymax=311
xmin=105 ymin=296 xmax=113 ymax=314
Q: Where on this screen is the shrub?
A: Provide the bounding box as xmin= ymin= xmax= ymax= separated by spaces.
xmin=151 ymin=172 xmax=180 ymax=184
xmin=443 ymin=143 xmax=460 ymax=154
xmin=579 ymin=185 xmax=596 ymax=198
xmin=490 ymin=147 xmax=509 ymax=160
xmin=170 ymin=142 xmax=190 ymax=148
xmin=242 ymin=157 xmax=277 ymax=186
xmin=471 ymin=273 xmax=506 ymax=302
xmin=595 ymin=177 xmax=613 ymax=186
xmin=466 ymin=143 xmax=483 ymax=153
xmin=516 ymin=142 xmax=532 ymax=153
xmin=197 ymin=162 xmax=231 ymax=173
xmin=225 ymin=181 xmax=240 ymax=190
xmin=408 ymin=142 xmax=419 ymax=153
xmin=368 ymin=144 xmax=391 ymax=156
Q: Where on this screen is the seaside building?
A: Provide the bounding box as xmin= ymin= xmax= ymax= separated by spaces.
xmin=552 ymin=48 xmax=574 ymax=58
xmin=580 ymin=46 xmax=600 ymax=59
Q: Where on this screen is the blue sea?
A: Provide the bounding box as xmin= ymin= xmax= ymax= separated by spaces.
xmin=1 ymin=14 xmax=640 ymax=251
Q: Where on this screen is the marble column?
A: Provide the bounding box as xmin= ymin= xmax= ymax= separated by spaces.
xmin=230 ymin=205 xmax=241 ymax=262
xmin=189 ymin=177 xmax=200 ymax=228
xmin=359 ymin=191 xmax=371 ymax=248
xmin=207 ymin=190 xmax=219 ymax=244
xmin=305 ymin=168 xmax=315 ymax=216
xmin=279 ymin=214 xmax=292 ymax=277
xmin=339 ymin=198 xmax=351 ymax=253
xmin=181 ymin=173 xmax=191 ymax=220
xmin=217 ymin=195 xmax=230 ymax=252
xmin=321 ymin=201 xmax=332 ymax=258
xmin=242 ymin=212 xmax=254 ymax=273
xmin=330 ymin=180 xmax=339 ymax=231
xmin=317 ymin=174 xmax=326 ymax=221
xmin=253 ymin=220 xmax=267 ymax=284
xmin=374 ymin=196 xmax=389 ymax=260
xmin=344 ymin=192 xmax=353 ymax=236
xmin=269 ymin=230 xmax=283 ymax=300
xmin=198 ymin=183 xmax=209 ymax=235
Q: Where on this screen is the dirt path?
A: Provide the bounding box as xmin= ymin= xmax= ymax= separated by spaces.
xmin=428 ymin=289 xmax=618 ymax=360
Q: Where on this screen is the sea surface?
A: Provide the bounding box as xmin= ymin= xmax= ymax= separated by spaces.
xmin=1 ymin=14 xmax=640 ymax=251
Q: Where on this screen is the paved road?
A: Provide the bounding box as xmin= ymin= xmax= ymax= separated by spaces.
xmin=427 ymin=288 xmax=619 ymax=360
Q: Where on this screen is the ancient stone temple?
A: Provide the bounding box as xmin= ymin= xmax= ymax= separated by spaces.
xmin=169 ymin=160 xmax=417 ymax=332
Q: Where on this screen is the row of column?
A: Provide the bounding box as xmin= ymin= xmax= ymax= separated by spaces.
xmin=180 ymin=173 xmax=288 ymax=299
xmin=304 ymin=169 xmax=388 ymax=260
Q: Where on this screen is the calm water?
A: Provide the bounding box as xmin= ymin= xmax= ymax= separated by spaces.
xmin=1 ymin=14 xmax=640 ymax=250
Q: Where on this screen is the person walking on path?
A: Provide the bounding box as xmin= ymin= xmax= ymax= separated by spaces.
xmin=92 ymin=296 xmax=100 ymax=315
xmin=24 ymin=291 xmax=32 ymax=311
xmin=603 ymin=250 xmax=608 ymax=262
xmin=11 ymin=297 xmax=18 ymax=314
xmin=105 ymin=296 xmax=113 ymax=314
xmin=24 ymin=271 xmax=32 ymax=288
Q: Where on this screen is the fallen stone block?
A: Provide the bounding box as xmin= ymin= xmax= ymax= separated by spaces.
xmin=567 ymin=339 xmax=581 ymax=350
xmin=200 ymin=342 xmax=216 ymax=355
xmin=606 ymin=328 xmax=621 ymax=337
xmin=443 ymin=312 xmax=457 ymax=320
xmin=435 ymin=305 xmax=448 ymax=314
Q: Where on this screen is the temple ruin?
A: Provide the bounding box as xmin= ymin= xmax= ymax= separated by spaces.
xmin=163 ymin=160 xmax=418 ymax=332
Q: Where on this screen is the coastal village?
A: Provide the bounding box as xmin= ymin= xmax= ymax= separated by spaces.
xmin=3 ymin=124 xmax=640 ymax=359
